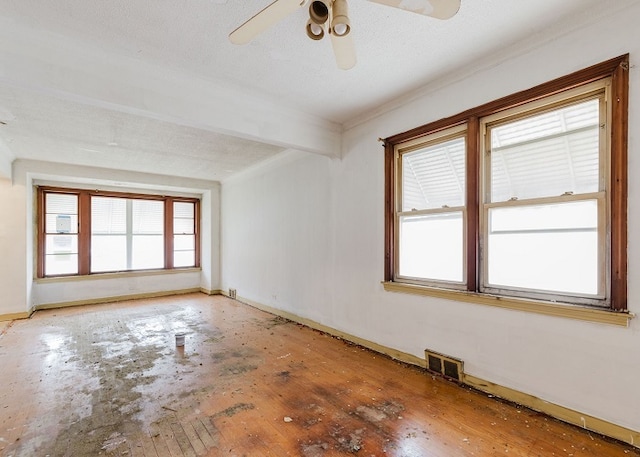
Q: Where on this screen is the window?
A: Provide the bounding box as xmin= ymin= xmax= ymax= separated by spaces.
xmin=397 ymin=126 xmax=467 ymax=286
xmin=384 ymin=55 xmax=628 ymax=311
xmin=38 ymin=188 xmax=200 ymax=277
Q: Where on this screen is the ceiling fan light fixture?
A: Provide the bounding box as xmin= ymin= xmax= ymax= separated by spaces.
xmin=309 ymin=0 xmax=330 ymax=24
xmin=330 ymin=0 xmax=351 ymax=36
xmin=306 ymin=19 xmax=325 ymax=40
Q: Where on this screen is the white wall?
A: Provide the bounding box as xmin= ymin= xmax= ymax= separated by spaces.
xmin=0 ymin=159 xmax=220 ymax=316
xmin=221 ymin=4 xmax=640 ymax=433
xmin=0 ymin=138 xmax=13 ymax=179
xmin=0 ymin=176 xmax=27 ymax=314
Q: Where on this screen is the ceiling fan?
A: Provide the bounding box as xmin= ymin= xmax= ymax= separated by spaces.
xmin=229 ymin=0 xmax=461 ymax=70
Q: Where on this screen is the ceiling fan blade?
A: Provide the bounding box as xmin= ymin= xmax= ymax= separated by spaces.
xmin=229 ymin=0 xmax=306 ymax=45
xmin=366 ymin=0 xmax=460 ymax=19
xmin=330 ymin=32 xmax=356 ymax=70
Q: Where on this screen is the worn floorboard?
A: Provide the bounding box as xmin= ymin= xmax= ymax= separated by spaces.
xmin=0 ymin=293 xmax=637 ymax=456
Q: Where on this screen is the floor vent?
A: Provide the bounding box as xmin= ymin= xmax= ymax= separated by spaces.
xmin=229 ymin=288 xmax=237 ymax=299
xmin=424 ymin=349 xmax=463 ymax=382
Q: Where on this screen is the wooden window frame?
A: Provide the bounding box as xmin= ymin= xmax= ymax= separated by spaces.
xmin=37 ymin=186 xmax=201 ymax=278
xmin=384 ymin=55 xmax=628 ymax=311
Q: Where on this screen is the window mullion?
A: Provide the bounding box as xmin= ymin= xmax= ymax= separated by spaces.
xmin=165 ymin=198 xmax=174 ymax=269
xmin=78 ymin=192 xmax=91 ymax=275
xmin=126 ymin=199 xmax=133 ymax=270
xmin=467 ymin=117 xmax=480 ymax=292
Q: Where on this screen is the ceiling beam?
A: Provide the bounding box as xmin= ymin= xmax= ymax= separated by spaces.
xmin=0 ymin=20 xmax=341 ymax=159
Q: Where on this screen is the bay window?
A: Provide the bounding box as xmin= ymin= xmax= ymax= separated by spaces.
xmin=38 ymin=188 xmax=200 ymax=277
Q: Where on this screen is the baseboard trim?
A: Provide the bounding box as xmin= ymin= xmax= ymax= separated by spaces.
xmin=464 ymin=374 xmax=640 ymax=447
xmin=235 ymin=294 xmax=639 ymax=449
xmin=0 ymin=311 xmax=31 ymax=322
xmin=34 ymin=288 xmax=202 ymax=311
xmin=200 ymin=288 xmax=223 ymax=296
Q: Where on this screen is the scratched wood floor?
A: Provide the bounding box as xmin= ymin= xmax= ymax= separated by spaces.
xmin=0 ymin=293 xmax=638 ymax=457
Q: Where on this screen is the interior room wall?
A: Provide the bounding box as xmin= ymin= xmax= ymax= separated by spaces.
xmin=0 ymin=175 xmax=28 ymax=315
xmin=0 ymin=140 xmax=12 ymax=179
xmin=221 ymin=4 xmax=640 ymax=433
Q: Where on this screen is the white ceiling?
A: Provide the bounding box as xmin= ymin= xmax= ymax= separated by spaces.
xmin=0 ymin=0 xmax=626 ymax=181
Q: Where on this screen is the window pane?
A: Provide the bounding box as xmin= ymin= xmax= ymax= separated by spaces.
xmin=174 ymin=201 xmax=194 ymax=219
xmin=490 ymin=99 xmax=600 ymax=202
xmin=174 ymin=201 xmax=194 ymax=234
xmin=45 ymin=193 xmax=78 ymax=234
xmin=133 ymin=200 xmax=164 ymax=234
xmin=402 ymin=137 xmax=465 ymax=211
xmin=46 ymin=234 xmax=78 ymax=255
xmin=92 ymin=197 xmax=126 ymax=233
xmin=132 ymin=235 xmax=164 ymax=270
xmin=174 ymin=218 xmax=194 ymax=234
xmin=45 ymin=234 xmax=78 ymax=275
xmin=399 ymin=212 xmax=464 ymax=282
xmin=91 ymin=235 xmax=127 ymax=272
xmin=174 ymin=250 xmax=195 ymax=268
xmin=174 ymin=234 xmax=195 ymax=267
xmin=45 ymin=254 xmax=78 ymax=275
xmin=174 ymin=234 xmax=195 ymax=251
xmin=486 ymin=200 xmax=599 ymax=295
xmin=46 ymin=214 xmax=79 ymax=234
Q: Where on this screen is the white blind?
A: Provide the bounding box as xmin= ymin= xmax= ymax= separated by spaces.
xmin=490 ymin=99 xmax=600 ymax=202
xmin=91 ymin=197 xmax=126 ymax=234
xmin=173 ymin=201 xmax=195 ymax=234
xmin=402 ymin=136 xmax=466 ymax=211
xmin=132 ymin=200 xmax=164 ymax=234
xmin=45 ymin=193 xmax=78 ymax=234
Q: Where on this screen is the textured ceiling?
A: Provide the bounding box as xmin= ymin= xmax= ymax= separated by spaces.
xmin=0 ymin=85 xmax=284 ymax=181
xmin=0 ymin=0 xmax=629 ymax=182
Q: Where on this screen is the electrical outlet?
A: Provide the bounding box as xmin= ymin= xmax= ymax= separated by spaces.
xmin=229 ymin=288 xmax=237 ymax=299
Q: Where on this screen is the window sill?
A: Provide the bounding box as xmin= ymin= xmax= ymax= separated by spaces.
xmin=35 ymin=268 xmax=202 ymax=284
xmin=382 ymin=281 xmax=633 ymax=327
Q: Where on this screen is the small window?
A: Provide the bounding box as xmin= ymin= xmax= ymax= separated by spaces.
xmin=397 ymin=127 xmax=466 ymax=285
xmin=173 ymin=201 xmax=197 ymax=268
xmin=43 ymin=192 xmax=79 ymax=276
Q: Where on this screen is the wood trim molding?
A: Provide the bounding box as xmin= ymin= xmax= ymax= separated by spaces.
xmin=382 ymin=281 xmax=633 ymax=327
xmin=386 ymin=55 xmax=629 ymax=145
xmin=383 ymin=141 xmax=395 ymax=282
xmin=0 ymin=311 xmax=31 ymax=322
xmin=200 ymin=288 xmax=223 ymax=296
xmin=610 ymin=57 xmax=629 ymax=310
xmin=164 ymin=198 xmax=175 ymax=269
xmin=464 ymin=374 xmax=640 ymax=448
xmin=465 ymin=117 xmax=480 ymax=291
xmin=232 ymin=294 xmax=639 ymax=448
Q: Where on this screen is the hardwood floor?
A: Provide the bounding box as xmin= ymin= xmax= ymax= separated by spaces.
xmin=0 ymin=293 xmax=637 ymax=456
